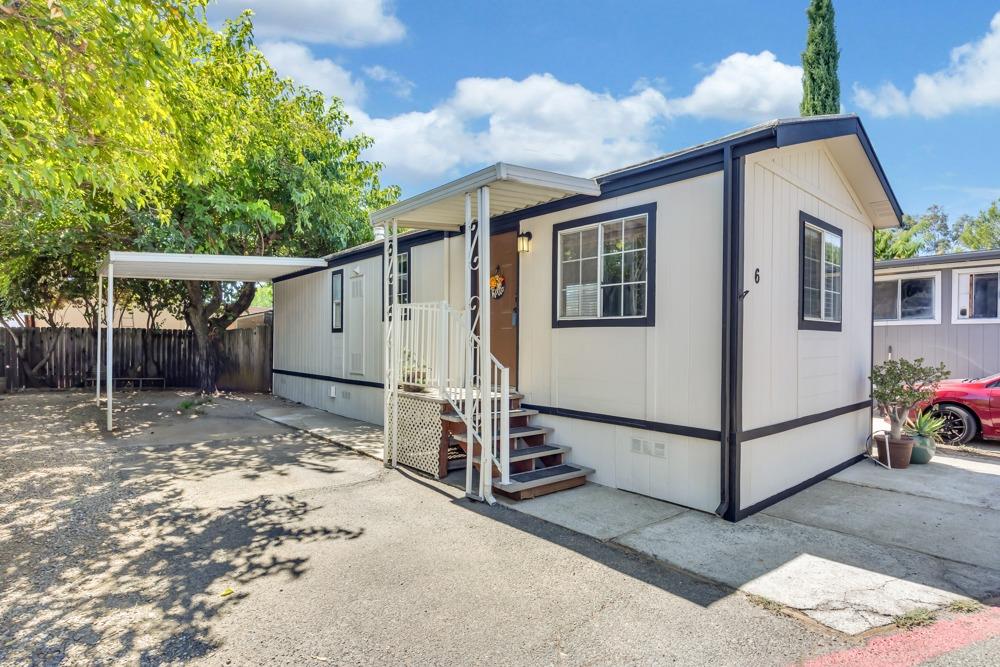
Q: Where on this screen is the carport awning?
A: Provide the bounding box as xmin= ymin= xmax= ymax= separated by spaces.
xmin=369 ymin=162 xmax=601 ymax=231
xmin=98 ymin=251 xmax=326 ymax=281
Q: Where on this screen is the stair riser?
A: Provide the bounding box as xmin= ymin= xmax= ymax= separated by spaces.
xmin=494 ymin=475 xmax=586 ymax=500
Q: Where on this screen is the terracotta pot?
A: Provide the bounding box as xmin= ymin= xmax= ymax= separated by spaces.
xmin=875 ymin=433 xmax=914 ymax=469
xmin=910 ymin=434 xmax=936 ymax=464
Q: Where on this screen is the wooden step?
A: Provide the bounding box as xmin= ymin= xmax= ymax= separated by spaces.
xmin=508 ymin=443 xmax=570 ymax=463
xmin=452 ymin=425 xmax=552 ymax=444
xmin=493 ymin=464 xmax=593 ymax=500
xmin=440 ymin=408 xmax=538 ymax=423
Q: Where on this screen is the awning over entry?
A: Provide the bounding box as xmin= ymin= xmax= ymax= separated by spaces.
xmin=98 ymin=251 xmax=325 ymax=281
xmin=369 ymin=162 xmax=601 ymax=231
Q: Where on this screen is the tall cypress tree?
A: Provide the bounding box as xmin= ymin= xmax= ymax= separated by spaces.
xmin=800 ymin=0 xmax=841 ymax=116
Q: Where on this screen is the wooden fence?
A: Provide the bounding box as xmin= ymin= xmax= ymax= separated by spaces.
xmin=0 ymin=325 xmax=272 ymax=393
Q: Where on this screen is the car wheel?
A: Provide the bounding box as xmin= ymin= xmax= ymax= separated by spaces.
xmin=932 ymin=404 xmax=977 ymax=444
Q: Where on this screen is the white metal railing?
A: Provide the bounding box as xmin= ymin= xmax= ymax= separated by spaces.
xmin=393 ymin=301 xmax=511 ymax=498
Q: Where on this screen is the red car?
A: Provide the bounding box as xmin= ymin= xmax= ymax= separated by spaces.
xmin=924 ymin=373 xmax=1000 ymax=444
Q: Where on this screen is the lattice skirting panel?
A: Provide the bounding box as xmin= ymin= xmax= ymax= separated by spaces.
xmin=385 ymin=393 xmax=443 ymax=477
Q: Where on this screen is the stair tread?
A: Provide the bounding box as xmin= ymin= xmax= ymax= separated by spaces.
xmin=441 ymin=408 xmax=538 ymax=423
xmin=496 ymin=464 xmax=593 ymax=492
xmin=508 ymin=444 xmax=569 ymax=462
xmin=453 ymin=425 xmax=551 ymax=444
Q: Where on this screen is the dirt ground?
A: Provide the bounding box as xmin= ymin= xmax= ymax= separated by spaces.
xmin=0 ymin=389 xmax=860 ymax=666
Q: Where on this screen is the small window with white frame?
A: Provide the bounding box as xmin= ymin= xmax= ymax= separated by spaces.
xmin=552 ymin=203 xmax=656 ymax=327
xmin=952 ymin=266 xmax=1000 ymax=323
xmin=799 ymin=212 xmax=843 ymax=331
xmin=874 ymin=272 xmax=939 ymax=325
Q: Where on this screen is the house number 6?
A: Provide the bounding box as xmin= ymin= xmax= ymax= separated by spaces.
xmin=754 ymin=268 xmax=760 ymax=284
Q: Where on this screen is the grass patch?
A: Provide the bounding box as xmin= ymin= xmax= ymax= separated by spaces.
xmin=893 ymin=608 xmax=937 ymax=630
xmin=946 ymin=599 xmax=984 ymax=614
xmin=747 ymin=594 xmax=784 ymax=614
xmin=178 ymin=396 xmax=213 ymax=411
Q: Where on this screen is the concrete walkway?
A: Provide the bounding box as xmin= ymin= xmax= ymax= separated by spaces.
xmin=256 ymin=404 xmax=384 ymax=461
xmin=263 ymin=406 xmax=1000 ymax=636
xmin=504 ymin=455 xmax=1000 ymax=636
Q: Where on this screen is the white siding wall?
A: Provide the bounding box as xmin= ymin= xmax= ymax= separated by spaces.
xmin=518 ymin=172 xmax=723 ymax=510
xmin=739 ymin=143 xmax=874 ymax=509
xmin=272 ymin=237 xmax=449 ymax=424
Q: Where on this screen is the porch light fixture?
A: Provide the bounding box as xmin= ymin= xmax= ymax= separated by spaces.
xmin=517 ymin=231 xmax=533 ymax=254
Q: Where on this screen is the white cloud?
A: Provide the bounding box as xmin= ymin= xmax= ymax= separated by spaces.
xmin=670 ymin=51 xmax=803 ymax=120
xmin=212 ymin=0 xmax=405 ymax=47
xmin=260 ymin=41 xmax=366 ymax=106
xmin=253 ymin=40 xmax=804 ymax=185
xmin=854 ymin=11 xmax=1000 ymax=118
xmin=363 ymin=65 xmax=415 ymax=99
xmin=353 ymin=74 xmax=671 ymax=181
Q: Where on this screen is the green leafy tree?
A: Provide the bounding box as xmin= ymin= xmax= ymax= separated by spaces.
xmin=136 ymin=16 xmax=397 ymax=392
xmin=800 ymin=0 xmax=841 ymax=116
xmin=0 ymin=0 xmax=218 ymax=222
xmin=957 ymin=200 xmax=1000 ymax=250
xmin=251 ymin=283 xmax=273 ymax=309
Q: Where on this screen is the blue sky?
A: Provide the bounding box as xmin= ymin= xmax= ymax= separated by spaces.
xmin=210 ymin=1 xmax=1000 ymax=220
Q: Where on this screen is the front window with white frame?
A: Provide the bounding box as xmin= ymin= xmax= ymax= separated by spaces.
xmin=953 ymin=266 xmax=1000 ymax=323
xmin=799 ymin=212 xmax=843 ymax=331
xmin=874 ymin=272 xmax=940 ymax=325
xmin=552 ymin=203 xmax=656 ymax=327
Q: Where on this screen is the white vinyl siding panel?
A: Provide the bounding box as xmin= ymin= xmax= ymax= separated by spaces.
xmin=741 ymin=143 xmax=873 ymax=431
xmin=520 ymin=172 xmax=721 ymax=431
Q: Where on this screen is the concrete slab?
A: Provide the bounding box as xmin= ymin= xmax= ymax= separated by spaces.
xmin=256 ymin=406 xmax=383 ymax=460
xmin=615 ymin=511 xmax=1000 ymax=635
xmin=500 ymin=483 xmax=688 ymax=541
xmin=833 ymin=455 xmax=1000 ymax=511
xmin=765 ymin=479 xmax=1000 ymax=571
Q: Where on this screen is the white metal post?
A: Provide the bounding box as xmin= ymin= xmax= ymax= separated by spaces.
xmin=478 ymin=186 xmax=494 ymax=503
xmin=390 ymin=218 xmax=400 ymax=469
xmin=438 ymin=300 xmax=448 ymax=395
xmin=463 ymin=192 xmax=475 ymax=497
xmin=382 ymin=222 xmax=392 ymax=466
xmin=95 ymin=273 xmax=102 ymax=405
xmin=105 ymin=262 xmax=114 ymax=431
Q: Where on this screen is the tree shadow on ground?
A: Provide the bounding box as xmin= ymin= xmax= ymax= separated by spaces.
xmin=0 ymin=391 xmax=366 ymax=665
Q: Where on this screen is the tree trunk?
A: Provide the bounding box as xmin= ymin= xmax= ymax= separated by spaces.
xmin=184 ymin=280 xmax=256 ymax=394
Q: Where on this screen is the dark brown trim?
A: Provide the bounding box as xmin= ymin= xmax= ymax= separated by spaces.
xmin=734 ymin=453 xmax=864 ymax=520
xmin=521 ymin=403 xmax=721 ymax=441
xmin=799 ymin=211 xmax=843 ymax=332
xmin=740 ymin=400 xmax=871 ymax=441
xmin=550 ymin=203 xmax=657 ymax=328
xmin=272 ymin=368 xmax=383 ymax=389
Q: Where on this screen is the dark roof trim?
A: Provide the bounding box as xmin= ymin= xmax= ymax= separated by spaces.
xmin=278 ymin=116 xmax=901 ymax=286
xmin=273 ymin=230 xmax=447 ymax=283
xmin=499 ymin=115 xmax=901 ymax=229
xmin=876 ymin=249 xmax=1000 ymax=271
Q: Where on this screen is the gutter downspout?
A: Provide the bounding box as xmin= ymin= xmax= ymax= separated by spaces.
xmin=715 ymin=144 xmax=735 ymax=519
xmin=716 ymin=127 xmax=778 ymax=521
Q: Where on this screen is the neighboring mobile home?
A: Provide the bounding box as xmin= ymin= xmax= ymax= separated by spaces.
xmin=875 ymin=249 xmax=1000 ymax=378
xmin=272 ymin=114 xmax=902 ymax=521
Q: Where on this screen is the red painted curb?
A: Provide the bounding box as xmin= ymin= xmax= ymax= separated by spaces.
xmin=801 ymin=606 xmax=1000 ymax=667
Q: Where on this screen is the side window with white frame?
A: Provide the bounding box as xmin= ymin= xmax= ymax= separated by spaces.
xmin=874 ymin=272 xmax=940 ymax=325
xmin=953 ymin=266 xmax=1000 ymax=323
xmin=330 ymin=269 xmax=344 ymax=332
xmin=799 ymin=212 xmax=843 ymax=332
xmin=552 ymin=203 xmax=656 ymax=328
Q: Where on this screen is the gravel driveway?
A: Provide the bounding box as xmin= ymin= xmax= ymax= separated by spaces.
xmin=1 ymin=390 xmax=859 ymax=665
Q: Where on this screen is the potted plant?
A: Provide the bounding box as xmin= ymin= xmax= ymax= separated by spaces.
xmin=869 ymin=357 xmax=949 ymax=469
xmin=905 ymin=410 xmax=944 ymax=464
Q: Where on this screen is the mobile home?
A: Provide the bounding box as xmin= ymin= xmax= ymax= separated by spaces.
xmin=875 ymin=249 xmax=1000 ymax=378
xmin=272 ymin=114 xmax=902 ymax=521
